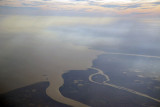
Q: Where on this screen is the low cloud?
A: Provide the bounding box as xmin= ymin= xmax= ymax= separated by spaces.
xmin=101 ymin=4 xmax=141 ymax=9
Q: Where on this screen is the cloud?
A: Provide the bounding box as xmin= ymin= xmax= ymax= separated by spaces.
xmin=0 ymin=15 xmax=115 ymax=34
xmin=73 ymin=0 xmax=88 ymax=1
xmin=22 ymin=1 xmax=46 ymax=6
xmin=0 ymin=0 xmax=159 ymax=17
xmin=43 ymin=0 xmax=52 ymax=1
xmin=101 ymin=4 xmax=141 ymax=9
xmin=0 ymin=6 xmax=42 ymax=16
xmin=153 ymin=2 xmax=160 ymax=4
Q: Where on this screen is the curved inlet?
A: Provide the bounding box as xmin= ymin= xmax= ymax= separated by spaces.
xmin=89 ymin=67 xmax=160 ymax=103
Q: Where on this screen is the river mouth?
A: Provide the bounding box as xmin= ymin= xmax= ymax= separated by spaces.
xmin=1 ymin=15 xmax=160 ymax=107
xmin=0 ymin=16 xmax=105 ymax=107
xmin=60 ymin=54 xmax=160 ymax=107
xmin=90 ymin=67 xmax=160 ymax=103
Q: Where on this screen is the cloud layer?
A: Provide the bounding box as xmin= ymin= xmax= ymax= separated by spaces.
xmin=0 ymin=0 xmax=160 ymax=16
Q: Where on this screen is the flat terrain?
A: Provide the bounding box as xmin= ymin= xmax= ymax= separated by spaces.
xmin=60 ymin=54 xmax=160 ymax=107
xmin=0 ymin=82 xmax=70 ymax=107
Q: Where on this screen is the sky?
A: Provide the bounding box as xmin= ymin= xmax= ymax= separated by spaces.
xmin=0 ymin=0 xmax=160 ymax=16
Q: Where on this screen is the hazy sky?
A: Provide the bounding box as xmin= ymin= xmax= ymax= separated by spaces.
xmin=0 ymin=0 xmax=160 ymax=16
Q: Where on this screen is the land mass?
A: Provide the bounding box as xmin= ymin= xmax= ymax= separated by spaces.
xmin=60 ymin=54 xmax=160 ymax=107
xmin=0 ymin=81 xmax=71 ymax=107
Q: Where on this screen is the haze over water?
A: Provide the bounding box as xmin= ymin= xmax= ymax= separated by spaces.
xmin=0 ymin=0 xmax=160 ymax=107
